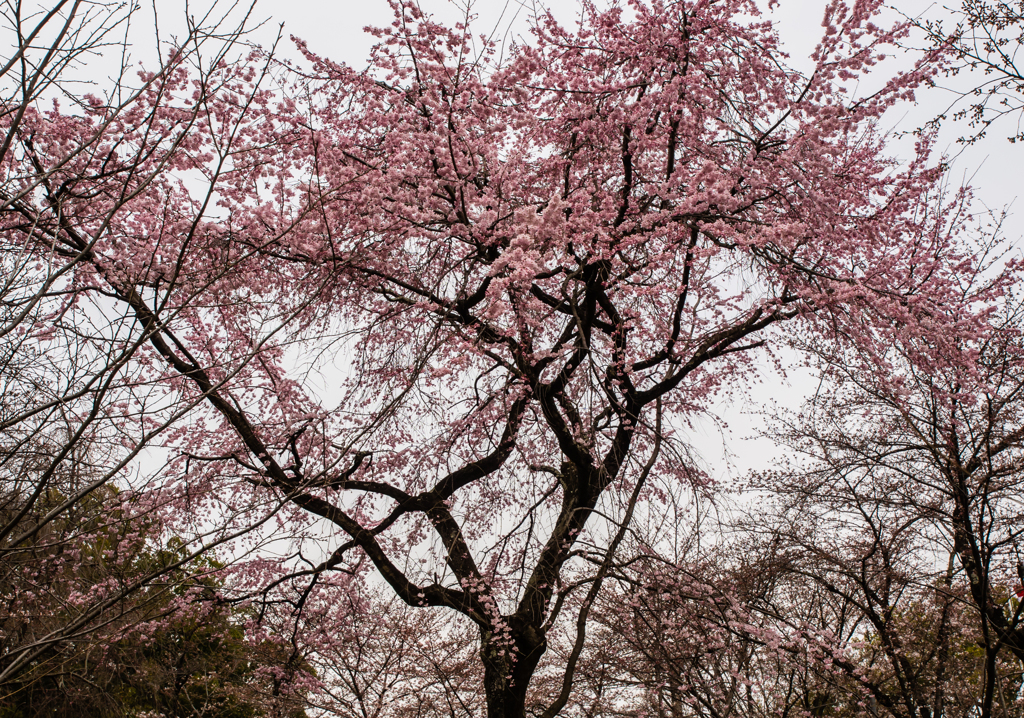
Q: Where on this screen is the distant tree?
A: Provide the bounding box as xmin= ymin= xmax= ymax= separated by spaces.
xmin=564 ymin=514 xmax=1004 ymax=718
xmin=0 ymin=0 xmax=311 ymax=700
xmin=0 ymin=478 xmax=309 ymax=718
xmin=751 ymin=288 xmax=1024 ymax=718
xmin=300 ymin=587 xmax=482 ymax=718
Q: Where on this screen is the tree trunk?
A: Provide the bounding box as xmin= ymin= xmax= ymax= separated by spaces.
xmin=481 ymin=620 xmax=546 ymax=718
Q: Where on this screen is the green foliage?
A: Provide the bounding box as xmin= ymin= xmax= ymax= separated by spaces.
xmin=0 ymin=488 xmax=307 ymax=718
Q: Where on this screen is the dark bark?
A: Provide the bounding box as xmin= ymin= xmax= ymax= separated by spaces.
xmin=481 ymin=621 xmax=547 ymax=718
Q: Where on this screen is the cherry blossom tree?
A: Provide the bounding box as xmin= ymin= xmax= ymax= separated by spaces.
xmin=742 ymin=487 xmax=996 ymax=718
xmin=588 ymin=534 xmax=1002 ymax=718
xmin=0 ymin=498 xmax=309 ymax=718
xmin=915 ymin=0 xmax=1024 ymax=143
xmin=301 ymin=586 xmax=483 ymax=717
xmin=750 ymin=278 xmax=1024 ymax=718
xmin=0 ymin=0 xmax=315 ymax=702
xmin=0 ymin=0 xmax=1013 ymax=715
